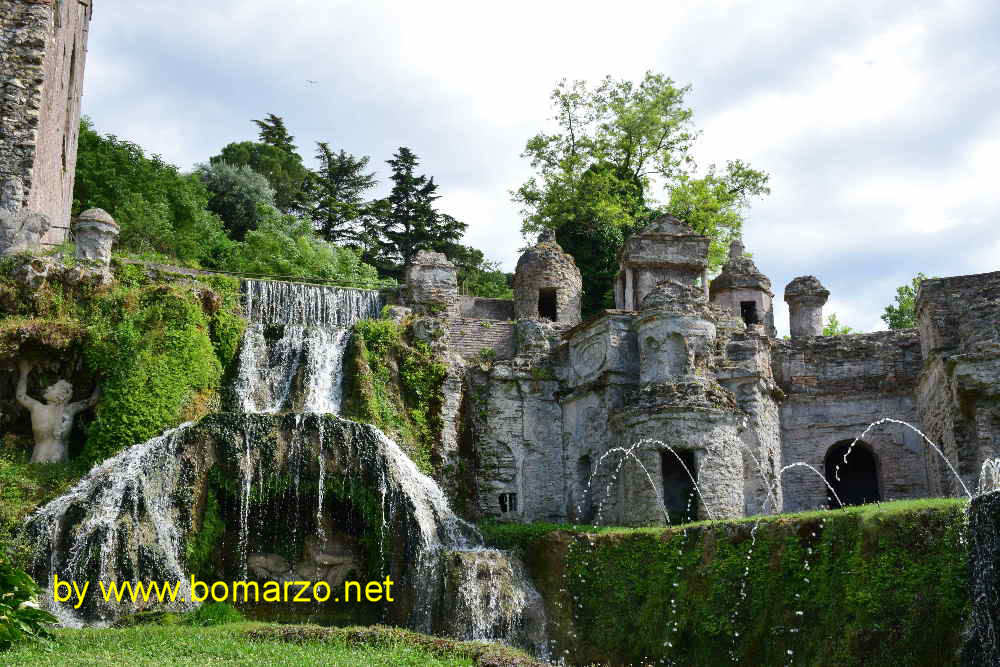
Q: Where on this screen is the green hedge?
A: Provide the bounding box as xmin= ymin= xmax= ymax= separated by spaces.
xmin=483 ymin=499 xmax=969 ymax=666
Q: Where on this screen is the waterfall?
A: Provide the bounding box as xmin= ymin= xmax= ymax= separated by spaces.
xmin=24 ymin=278 xmax=545 ymax=654
xmin=233 ymin=280 xmax=381 ymax=414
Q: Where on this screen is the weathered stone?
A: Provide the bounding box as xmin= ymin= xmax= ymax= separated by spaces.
xmin=73 ymin=207 xmax=119 ymax=267
xmin=403 ymin=251 xmax=459 ymax=316
xmin=784 ymin=276 xmax=829 ymax=339
xmin=0 ymin=206 xmax=50 ymax=255
xmin=615 ymin=215 xmax=710 ymax=309
xmin=512 ymin=230 xmax=582 ymax=325
xmin=15 ymin=359 xmax=99 ymax=463
xmin=710 ymin=238 xmax=777 ymax=337
xmin=0 ymin=0 xmax=93 ymax=247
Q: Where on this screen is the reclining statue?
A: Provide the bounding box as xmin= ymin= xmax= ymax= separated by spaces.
xmin=16 ymin=360 xmax=100 ymax=463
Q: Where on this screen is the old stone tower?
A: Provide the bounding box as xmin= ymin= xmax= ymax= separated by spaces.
xmin=1 ymin=0 xmax=93 ymax=248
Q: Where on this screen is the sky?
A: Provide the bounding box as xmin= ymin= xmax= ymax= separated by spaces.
xmin=81 ymin=0 xmax=1000 ymax=335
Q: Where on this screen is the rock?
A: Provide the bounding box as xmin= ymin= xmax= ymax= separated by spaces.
xmin=0 ymin=208 xmax=51 ymax=256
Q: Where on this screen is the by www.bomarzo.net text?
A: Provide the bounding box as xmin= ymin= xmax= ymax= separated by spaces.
xmin=52 ymin=574 xmax=395 ymax=609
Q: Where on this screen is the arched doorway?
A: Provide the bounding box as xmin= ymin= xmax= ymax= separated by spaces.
xmin=825 ymin=440 xmax=880 ymax=507
xmin=661 ymin=449 xmax=698 ymax=524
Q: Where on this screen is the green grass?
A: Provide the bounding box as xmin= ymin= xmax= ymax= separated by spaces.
xmin=0 ymin=623 xmax=503 ymax=666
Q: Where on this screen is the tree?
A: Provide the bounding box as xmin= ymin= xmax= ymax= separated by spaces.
xmin=222 ymin=207 xmax=383 ymax=287
xmin=368 ymin=147 xmax=467 ymax=272
xmin=210 ymin=115 xmax=310 ymax=214
xmin=306 ymin=142 xmax=377 ymax=244
xmin=881 ymin=273 xmax=934 ymax=330
xmin=196 ymin=161 xmax=275 ymax=241
xmin=514 ymin=72 xmax=769 ymax=317
xmin=253 ymin=113 xmax=297 ymax=154
xmin=663 ymin=160 xmax=771 ymax=269
xmin=73 ymin=118 xmax=232 ymax=266
xmin=437 ymin=243 xmax=513 ymax=298
xmin=823 ymin=313 xmax=854 ymax=336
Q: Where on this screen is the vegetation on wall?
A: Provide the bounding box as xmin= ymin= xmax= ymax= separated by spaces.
xmin=481 ymin=499 xmax=969 ymax=666
xmin=882 ymin=272 xmax=935 ymax=330
xmin=0 ymin=259 xmax=246 ymax=561
xmin=342 ymin=319 xmax=447 ymax=475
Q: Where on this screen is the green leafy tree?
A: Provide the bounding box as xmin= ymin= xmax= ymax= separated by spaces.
xmin=823 ymin=313 xmax=855 ymax=336
xmin=438 ymin=243 xmax=513 ymax=298
xmin=73 ymin=118 xmax=232 ymax=266
xmin=210 ymin=115 xmax=310 ymax=214
xmin=663 ymin=160 xmax=771 ymax=269
xmin=368 ymin=147 xmax=467 ymax=273
xmin=196 ymin=161 xmax=275 ymax=241
xmin=222 ymin=208 xmax=383 ymax=287
xmin=881 ymin=273 xmax=934 ymax=330
xmin=514 ymin=73 xmax=769 ymax=316
xmin=306 ymin=142 xmax=377 ymax=244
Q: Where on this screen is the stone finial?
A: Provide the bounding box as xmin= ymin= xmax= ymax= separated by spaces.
xmin=73 ymin=208 xmax=119 ymax=266
xmin=538 ymin=228 xmax=557 ymax=244
xmin=728 ymin=238 xmax=745 ymax=261
xmin=784 ymin=276 xmax=830 ymax=338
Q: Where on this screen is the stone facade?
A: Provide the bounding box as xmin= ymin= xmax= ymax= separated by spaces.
xmin=1 ymin=0 xmax=92 ymax=248
xmin=403 ymin=216 xmax=1000 ymax=526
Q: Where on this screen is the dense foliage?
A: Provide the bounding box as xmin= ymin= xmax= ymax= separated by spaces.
xmin=514 ymin=72 xmax=770 ymax=315
xmin=196 ymin=161 xmax=276 ymax=241
xmin=342 ymin=319 xmax=448 ymax=474
xmin=882 ymin=273 xmax=934 ymax=330
xmin=74 ymin=118 xmax=231 ymax=266
xmin=0 ymin=545 xmax=56 ymax=652
xmin=482 ymin=499 xmax=969 ymax=666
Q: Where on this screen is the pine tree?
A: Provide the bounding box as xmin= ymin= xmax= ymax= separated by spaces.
xmin=252 ymin=113 xmax=297 ymax=154
xmin=307 ymin=142 xmax=377 ymax=244
xmin=369 ymin=147 xmax=467 ymax=270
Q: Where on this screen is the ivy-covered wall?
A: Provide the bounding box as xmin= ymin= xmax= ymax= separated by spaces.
xmin=341 ymin=318 xmax=447 ymax=476
xmin=482 ymin=499 xmax=969 ymax=666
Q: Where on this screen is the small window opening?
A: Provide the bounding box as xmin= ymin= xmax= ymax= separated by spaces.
xmin=499 ymin=493 xmax=518 ymax=514
xmin=740 ymin=301 xmax=760 ymax=326
xmin=538 ymin=288 xmax=558 ymax=321
xmin=661 ymin=450 xmax=698 ymax=525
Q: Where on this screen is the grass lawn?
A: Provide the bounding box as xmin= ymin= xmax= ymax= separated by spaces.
xmin=2 ymin=623 xmax=539 ymax=666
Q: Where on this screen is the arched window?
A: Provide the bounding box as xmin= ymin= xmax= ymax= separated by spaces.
xmin=825 ymin=440 xmax=880 ymax=508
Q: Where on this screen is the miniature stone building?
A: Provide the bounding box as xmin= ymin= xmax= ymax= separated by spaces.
xmin=710 ymin=238 xmax=777 ymax=338
xmin=0 ymin=0 xmax=93 ymax=249
xmin=512 ymin=230 xmax=582 ymax=325
xmin=615 ymin=214 xmax=709 ymax=310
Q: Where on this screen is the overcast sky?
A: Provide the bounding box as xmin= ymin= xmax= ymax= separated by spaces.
xmin=82 ymin=0 xmax=999 ymax=334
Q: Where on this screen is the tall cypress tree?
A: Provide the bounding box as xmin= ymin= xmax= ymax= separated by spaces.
xmin=307 ymin=142 xmax=377 ymax=244
xmin=369 ymin=147 xmax=466 ymax=271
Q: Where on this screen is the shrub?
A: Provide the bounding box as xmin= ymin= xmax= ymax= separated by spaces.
xmin=0 ymin=545 xmax=57 ymax=651
xmin=184 ymin=601 xmax=244 ymax=627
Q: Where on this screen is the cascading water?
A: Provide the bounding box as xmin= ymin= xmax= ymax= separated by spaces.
xmin=232 ymin=280 xmax=381 ymax=414
xmin=25 ymin=278 xmax=544 ymax=654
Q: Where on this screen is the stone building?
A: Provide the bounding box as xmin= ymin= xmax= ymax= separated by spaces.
xmin=412 ymin=215 xmax=1000 ymax=525
xmin=1 ymin=0 xmax=92 ymax=249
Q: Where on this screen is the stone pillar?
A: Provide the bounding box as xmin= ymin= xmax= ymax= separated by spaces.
xmin=784 ymin=276 xmax=829 ymax=339
xmin=624 ymin=267 xmax=634 ymax=310
xmin=403 ymin=250 xmax=459 ymax=316
xmin=73 ymin=209 xmax=119 ymax=267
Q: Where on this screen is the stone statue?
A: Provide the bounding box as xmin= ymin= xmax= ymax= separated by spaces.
xmin=73 ymin=209 xmax=119 ymax=267
xmin=16 ymin=360 xmax=100 ymax=463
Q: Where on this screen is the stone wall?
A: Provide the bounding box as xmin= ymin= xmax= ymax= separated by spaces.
xmin=964 ymin=491 xmax=1000 ymax=666
xmin=445 ymin=319 xmax=515 ymax=361
xmin=772 ymin=331 xmax=927 ymax=511
xmin=917 ymin=271 xmax=1000 ymax=496
xmin=457 ymin=296 xmax=513 ymax=320
xmin=0 ymin=0 xmax=91 ymax=244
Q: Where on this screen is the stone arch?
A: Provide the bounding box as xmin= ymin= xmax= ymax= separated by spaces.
xmin=825 ymin=440 xmax=880 ymax=507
